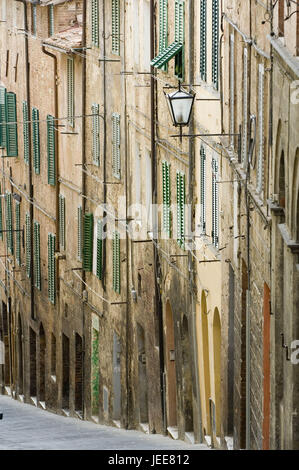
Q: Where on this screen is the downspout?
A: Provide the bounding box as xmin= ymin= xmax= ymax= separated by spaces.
xmin=150 ymin=0 xmax=166 ymax=434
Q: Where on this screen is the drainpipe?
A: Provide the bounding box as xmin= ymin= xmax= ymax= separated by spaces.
xmin=150 ymin=0 xmax=166 ymax=434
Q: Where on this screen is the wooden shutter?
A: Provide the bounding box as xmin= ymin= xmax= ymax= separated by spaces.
xmin=0 ymin=86 xmax=7 ymax=148
xmin=77 ymin=205 xmax=82 ymax=261
xmin=96 ymin=219 xmax=103 ymax=280
xmin=176 ymin=171 xmax=185 ymax=249
xmin=48 ymin=233 xmax=56 ymax=304
xmin=162 ymin=161 xmax=171 ymax=236
xmin=212 ymin=0 xmax=219 ymax=90
xmin=67 ymin=57 xmax=74 ymax=127
xmin=0 ymin=184 xmax=3 ymax=241
xmin=32 ymin=4 xmax=37 ymax=36
xmin=92 ymin=104 xmax=100 ymax=166
xmin=25 ymin=212 xmax=31 ymax=277
xmin=15 ymin=201 xmax=21 ymax=265
xmin=200 ymin=0 xmax=207 ymax=82
xmin=91 ymin=0 xmax=99 ymax=47
xmin=6 ymin=92 xmax=18 ymax=157
xmin=112 ymin=0 xmax=120 ymax=55
xmin=113 ymin=230 xmax=120 ymax=293
xmin=49 ymin=5 xmax=54 ymax=36
xmin=257 ymin=63 xmax=265 ymax=194
xmin=230 ymin=33 xmax=235 ymax=147
xmin=5 ymin=192 xmax=13 ymax=254
xmin=23 ymin=101 xmax=29 ymax=165
xmin=212 ymin=158 xmax=219 ymax=248
xmin=83 ymin=213 xmax=93 ymax=272
xmin=59 ymin=194 xmax=65 ymax=251
xmin=174 ymin=0 xmax=185 ymax=79
xmin=32 ymin=107 xmax=40 ymax=174
xmin=47 ymin=115 xmax=56 ymax=185
xmin=159 ymin=0 xmax=168 ymax=52
xmin=34 ymin=221 xmax=41 ymax=290
xmin=200 ymin=145 xmax=206 ymax=234
xmin=112 ymin=113 xmax=120 ymax=179
xmin=242 ymin=48 xmax=248 ymax=166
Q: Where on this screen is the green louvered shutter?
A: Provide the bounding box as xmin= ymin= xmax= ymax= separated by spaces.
xmin=83 ymin=213 xmax=93 ymax=272
xmin=212 ymin=158 xmax=219 ymax=248
xmin=77 ymin=205 xmax=82 ymax=261
xmin=162 ymin=161 xmax=171 ymax=237
xmin=32 ymin=107 xmax=40 ymax=174
xmin=96 ymin=219 xmax=103 ymax=280
xmin=49 ymin=5 xmax=54 ymax=36
xmin=112 ymin=0 xmax=120 ymax=55
xmin=212 ymin=0 xmax=219 ymax=90
xmin=34 ymin=221 xmax=41 ymax=290
xmin=91 ymin=0 xmax=99 ymax=47
xmin=59 ymin=194 xmax=65 ymax=251
xmin=92 ymin=104 xmax=100 ymax=166
xmin=48 ymin=233 xmax=56 ymax=304
xmin=174 ymin=0 xmax=185 ymax=80
xmin=257 ymin=63 xmax=265 ymax=194
xmin=15 ymin=201 xmax=21 ymax=265
xmin=25 ymin=212 xmax=31 ymax=277
xmin=47 ymin=115 xmax=56 ymax=185
xmin=67 ymin=57 xmax=74 ymax=127
xmin=6 ymin=92 xmax=18 ymax=157
xmin=200 ymin=0 xmax=207 ymax=81
xmin=0 ymin=184 xmax=3 ymax=241
xmin=113 ymin=230 xmax=120 ymax=293
xmin=200 ymin=145 xmax=206 ymax=234
xmin=23 ymin=101 xmax=29 ymax=164
xmin=112 ymin=113 xmax=120 ymax=179
xmin=159 ymin=0 xmax=168 ymax=71
xmin=0 ymin=86 xmax=7 ymax=148
xmin=5 ymin=192 xmax=13 ymax=254
xmin=176 ymin=171 xmax=185 ymax=249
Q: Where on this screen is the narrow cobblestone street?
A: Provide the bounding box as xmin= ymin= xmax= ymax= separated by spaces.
xmin=0 ymin=396 xmax=209 ymax=450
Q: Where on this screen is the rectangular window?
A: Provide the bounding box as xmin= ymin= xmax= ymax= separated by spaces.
xmin=49 ymin=4 xmax=54 ymax=36
xmin=47 ymin=115 xmax=56 ymax=185
xmin=257 ymin=63 xmax=265 ymax=195
xmin=162 ymin=160 xmax=171 ymax=237
xmin=91 ymin=0 xmax=99 ymax=47
xmin=212 ymin=158 xmax=219 ymax=248
xmin=112 ymin=0 xmax=120 ymax=55
xmin=242 ymin=48 xmax=248 ymax=166
xmin=23 ymin=101 xmax=29 ymax=165
xmin=112 ymin=230 xmax=120 ymax=293
xmin=67 ymin=57 xmax=74 ymax=127
xmin=25 ymin=212 xmax=31 ymax=278
xmin=77 ymin=205 xmax=82 ymax=261
xmin=32 ymin=4 xmax=37 ymax=36
xmin=112 ymin=113 xmax=120 ymax=179
xmin=200 ymin=0 xmax=207 ymax=82
xmin=5 ymin=192 xmax=13 ymax=254
xmin=15 ymin=201 xmax=20 ymax=265
xmin=174 ymin=0 xmax=185 ymax=80
xmin=83 ymin=213 xmax=93 ymax=272
xmin=32 ymin=107 xmax=40 ymax=174
xmin=92 ymin=104 xmax=100 ymax=166
xmin=176 ymin=171 xmax=185 ymax=249
xmin=0 ymin=86 xmax=7 ymax=148
xmin=59 ymin=194 xmax=65 ymax=251
xmin=6 ymin=92 xmax=18 ymax=157
xmin=48 ymin=233 xmax=56 ymax=304
xmin=200 ymin=145 xmax=206 ymax=234
xmin=212 ymin=0 xmax=219 ymax=90
xmin=34 ymin=221 xmax=41 ymax=290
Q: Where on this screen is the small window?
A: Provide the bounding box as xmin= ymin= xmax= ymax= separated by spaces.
xmin=174 ymin=0 xmax=185 ymax=80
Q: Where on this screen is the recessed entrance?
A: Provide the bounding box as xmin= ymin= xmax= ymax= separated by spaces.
xmin=137 ymin=323 xmax=148 ymax=425
xmin=165 ymin=301 xmax=177 ymax=428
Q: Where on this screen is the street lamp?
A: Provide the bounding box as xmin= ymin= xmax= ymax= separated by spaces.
xmin=164 ymin=82 xmax=195 ymax=141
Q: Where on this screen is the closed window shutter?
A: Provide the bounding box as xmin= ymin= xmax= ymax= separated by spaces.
xmin=176 ymin=171 xmax=185 ymax=249
xmin=212 ymin=158 xmax=219 ymax=248
xmin=0 ymin=184 xmax=3 ymax=241
xmin=15 ymin=201 xmax=21 ymax=265
xmin=230 ymin=33 xmax=235 ymax=147
xmin=257 ymin=63 xmax=265 ymax=194
xmin=32 ymin=107 xmax=40 ymax=174
xmin=23 ymin=101 xmax=29 ymax=165
xmin=67 ymin=57 xmax=74 ymax=127
xmin=212 ymin=0 xmax=219 ymax=90
xmin=59 ymin=194 xmax=65 ymax=251
xmin=200 ymin=0 xmax=207 ymax=82
xmin=34 ymin=221 xmax=41 ymax=290
xmin=159 ymin=0 xmax=168 ymax=52
xmin=49 ymin=5 xmax=54 ymax=36
xmin=77 ymin=205 xmax=82 ymax=261
xmin=5 ymin=192 xmax=13 ymax=254
xmin=25 ymin=212 xmax=31 ymax=278
xmin=0 ymin=86 xmax=7 ymax=148
xmin=242 ymin=48 xmax=248 ymax=166
xmin=162 ymin=161 xmax=171 ymax=236
xmin=112 ymin=0 xmax=120 ymax=55
xmin=200 ymin=145 xmax=206 ymax=234
xmin=113 ymin=230 xmax=120 ymax=293
xmin=96 ymin=219 xmax=103 ymax=280
xmin=6 ymin=92 xmax=18 ymax=157
xmin=48 ymin=233 xmax=56 ymax=304
xmin=112 ymin=113 xmax=120 ymax=179
xmin=32 ymin=4 xmax=37 ymax=36
xmin=83 ymin=213 xmax=93 ymax=272
xmin=92 ymin=104 xmax=100 ymax=166
xmin=47 ymin=115 xmax=56 ymax=185
xmin=91 ymin=0 xmax=99 ymax=47
xmin=174 ymin=0 xmax=185 ymax=79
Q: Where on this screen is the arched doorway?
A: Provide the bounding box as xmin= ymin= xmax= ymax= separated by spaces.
xmin=29 ymin=328 xmax=37 ymax=398
xmin=181 ymin=315 xmax=193 ymax=433
xmin=213 ymin=308 xmax=221 ymax=436
xmin=75 ymin=333 xmax=83 ymax=414
xmin=62 ymin=334 xmax=70 ymax=410
xmin=137 ymin=323 xmax=148 ymax=425
xmin=17 ymin=314 xmax=24 ymax=396
xmin=201 ymin=291 xmax=211 ymax=435
xmin=165 ymin=300 xmax=177 ymax=428
xmin=39 ymin=324 xmax=46 ymax=404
